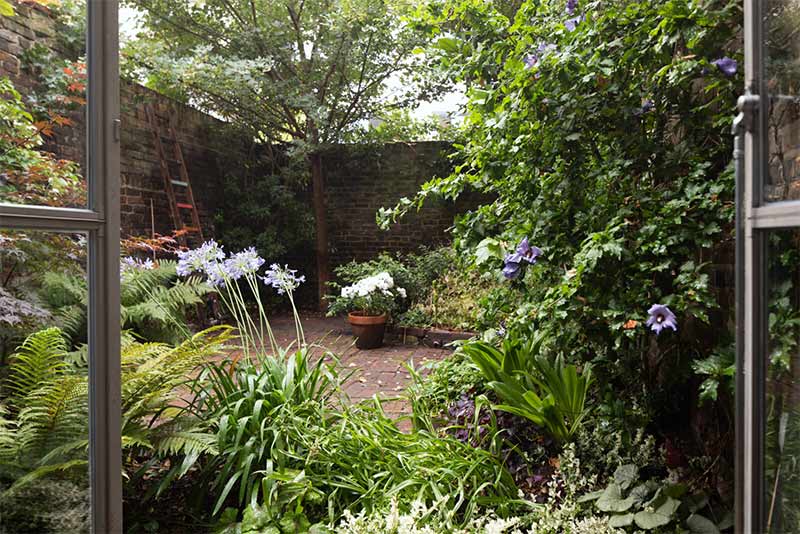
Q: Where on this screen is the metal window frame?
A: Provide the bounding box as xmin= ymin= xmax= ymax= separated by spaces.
xmin=0 ymin=1 xmax=121 ymax=532
xmin=737 ymin=0 xmax=800 ymax=532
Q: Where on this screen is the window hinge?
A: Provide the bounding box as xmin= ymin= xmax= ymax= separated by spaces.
xmin=113 ymin=118 xmax=121 ymax=143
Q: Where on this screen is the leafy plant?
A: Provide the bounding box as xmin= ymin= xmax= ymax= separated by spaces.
xmin=187 ymin=346 xmax=344 ymax=516
xmin=578 ymin=464 xmax=730 ymax=533
xmin=462 ymin=337 xmax=593 ymax=443
xmin=0 ymin=326 xmax=234 ymax=497
xmin=38 ymin=259 xmax=212 ymax=346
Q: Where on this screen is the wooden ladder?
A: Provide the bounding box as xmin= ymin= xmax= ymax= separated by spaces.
xmin=145 ymin=104 xmax=204 ymax=246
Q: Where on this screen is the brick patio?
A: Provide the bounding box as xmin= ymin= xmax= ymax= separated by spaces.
xmin=268 ymin=315 xmax=451 ymax=419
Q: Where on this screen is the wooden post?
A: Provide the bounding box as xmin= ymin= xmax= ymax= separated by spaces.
xmin=310 ymin=152 xmax=329 ymax=311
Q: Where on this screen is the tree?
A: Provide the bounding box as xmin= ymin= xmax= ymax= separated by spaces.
xmin=124 ymin=0 xmax=441 ymax=306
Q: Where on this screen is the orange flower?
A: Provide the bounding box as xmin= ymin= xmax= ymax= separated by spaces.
xmin=623 ymin=319 xmax=639 ymax=330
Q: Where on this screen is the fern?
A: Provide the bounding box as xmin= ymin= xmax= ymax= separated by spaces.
xmin=5 ymin=328 xmax=69 ymax=408
xmin=0 ymin=325 xmax=233 ymax=495
xmin=36 ymin=260 xmax=213 ymax=347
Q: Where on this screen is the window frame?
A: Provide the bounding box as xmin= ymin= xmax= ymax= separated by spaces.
xmin=737 ymin=0 xmax=800 ymax=532
xmin=0 ymin=1 xmax=122 ymax=532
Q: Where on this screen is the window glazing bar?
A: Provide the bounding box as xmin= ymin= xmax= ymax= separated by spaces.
xmin=86 ymin=1 xmax=122 ymax=532
xmin=0 ymin=203 xmax=103 ymax=231
xmin=750 ymin=202 xmax=800 ymax=229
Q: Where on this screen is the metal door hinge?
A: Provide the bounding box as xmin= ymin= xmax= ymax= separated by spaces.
xmin=736 ymin=94 xmax=760 ymax=133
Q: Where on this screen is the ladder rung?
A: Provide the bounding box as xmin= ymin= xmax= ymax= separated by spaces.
xmin=176 ymin=202 xmax=194 ymax=210
xmin=171 ymin=180 xmax=189 ymax=187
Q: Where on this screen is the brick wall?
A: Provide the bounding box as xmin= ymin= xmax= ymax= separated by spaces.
xmin=1 ymin=2 xmax=474 ymax=269
xmin=321 ymin=142 xmax=469 ymax=266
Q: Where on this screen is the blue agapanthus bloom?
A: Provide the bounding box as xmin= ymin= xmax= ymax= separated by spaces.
xmin=646 ymin=304 xmax=678 ymax=335
xmin=566 ymin=0 xmax=578 ymax=15
xmin=712 ymin=56 xmax=737 ymax=77
xmin=222 ymin=247 xmax=265 ymax=280
xmin=176 ymin=240 xmax=225 ymax=277
xmin=261 ymin=263 xmax=305 ymax=294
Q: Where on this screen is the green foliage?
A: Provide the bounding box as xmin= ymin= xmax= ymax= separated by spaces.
xmin=38 ymin=260 xmax=212 ymax=346
xmin=578 ymin=464 xmax=727 ymax=533
xmin=462 ymin=337 xmax=593 ymax=443
xmin=0 ymin=77 xmax=85 ymax=207
xmin=342 ymin=109 xmax=461 ymax=143
xmin=381 ymin=0 xmax=741 ymax=447
xmin=213 ymin=140 xmax=315 ymax=267
xmin=189 ymin=347 xmax=344 ymax=516
xmin=124 ymin=0 xmax=444 ymax=151
xmin=0 ymin=326 xmax=233 ymax=499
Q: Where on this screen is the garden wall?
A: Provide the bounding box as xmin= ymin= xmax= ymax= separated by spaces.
xmin=1 ymin=2 xmax=472 ymax=267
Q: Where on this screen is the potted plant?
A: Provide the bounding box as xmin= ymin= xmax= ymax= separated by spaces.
xmin=327 ymin=271 xmax=406 ymax=349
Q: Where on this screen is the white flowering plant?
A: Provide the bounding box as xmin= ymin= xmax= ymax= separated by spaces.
xmin=327 ymin=271 xmax=407 ymax=317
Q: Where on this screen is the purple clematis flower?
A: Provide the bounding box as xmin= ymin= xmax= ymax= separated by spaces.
xmin=646 ymin=304 xmax=678 ymax=335
xmin=566 ymin=0 xmax=578 ymax=15
xmin=502 ymin=254 xmax=523 ymax=279
xmin=514 ymin=237 xmax=543 ymax=265
xmin=712 ymin=56 xmax=737 ymax=77
xmin=565 ymin=14 xmax=584 ymax=32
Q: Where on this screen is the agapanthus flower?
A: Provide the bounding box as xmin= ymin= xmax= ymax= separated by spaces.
xmin=176 ymin=240 xmax=225 ymax=277
xmin=712 ymin=56 xmax=737 ymax=77
xmin=566 ymin=0 xmax=578 ymax=15
xmin=646 ymin=304 xmax=677 ymax=335
xmin=203 ymin=260 xmax=227 ymax=287
xmin=565 ymin=14 xmax=584 ymax=32
xmin=261 ymin=263 xmax=305 ymax=294
xmin=222 ymin=247 xmax=265 ymax=280
xmin=120 ymin=256 xmax=155 ymax=277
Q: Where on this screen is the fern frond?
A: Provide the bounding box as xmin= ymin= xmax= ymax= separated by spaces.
xmin=5 ymin=328 xmax=69 ymax=408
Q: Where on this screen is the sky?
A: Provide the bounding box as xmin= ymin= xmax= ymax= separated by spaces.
xmin=118 ymin=6 xmax=465 ymax=122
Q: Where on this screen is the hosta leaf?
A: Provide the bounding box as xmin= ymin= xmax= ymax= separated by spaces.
xmin=614 ymin=464 xmax=639 ymax=490
xmin=609 ymin=513 xmax=635 ymax=528
xmin=686 ymin=513 xmax=720 ymax=534
xmin=634 ymin=496 xmax=681 ymax=530
xmin=597 ymin=483 xmax=637 ymax=512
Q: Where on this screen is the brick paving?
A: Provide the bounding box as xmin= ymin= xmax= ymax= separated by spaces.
xmin=268 ymin=315 xmax=450 ymax=418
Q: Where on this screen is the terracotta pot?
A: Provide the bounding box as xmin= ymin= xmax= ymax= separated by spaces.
xmin=348 ymin=312 xmax=388 ymax=350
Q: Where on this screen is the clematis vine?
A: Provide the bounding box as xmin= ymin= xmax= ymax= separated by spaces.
xmin=646 ymin=304 xmax=677 ymax=335
xmin=502 ymin=238 xmax=542 ymax=280
xmin=565 ymin=14 xmax=584 ymax=32
xmin=711 ymin=56 xmax=737 ymax=77
xmin=566 ymin=0 xmax=578 ymax=15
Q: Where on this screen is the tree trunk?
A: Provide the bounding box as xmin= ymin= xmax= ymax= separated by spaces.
xmin=310 ymin=152 xmax=330 ymax=311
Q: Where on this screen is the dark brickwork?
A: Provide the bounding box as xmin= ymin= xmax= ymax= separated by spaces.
xmin=321 ymin=142 xmax=471 ymax=266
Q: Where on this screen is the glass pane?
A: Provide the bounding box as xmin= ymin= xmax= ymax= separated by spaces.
xmin=0 ymin=1 xmax=87 ymax=208
xmin=765 ymin=0 xmax=800 ymax=202
xmin=0 ymin=229 xmax=90 ymax=533
xmin=765 ymin=229 xmax=800 ymax=532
